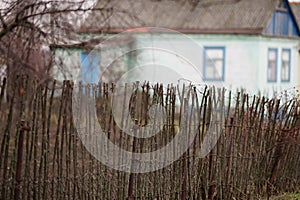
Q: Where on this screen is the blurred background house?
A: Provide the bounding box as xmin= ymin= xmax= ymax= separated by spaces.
xmin=52 ymin=0 xmax=300 ymax=96
xmin=291 ymin=2 xmax=300 ymax=88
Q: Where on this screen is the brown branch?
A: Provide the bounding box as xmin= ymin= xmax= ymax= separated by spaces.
xmin=0 ymin=0 xmax=104 ymax=40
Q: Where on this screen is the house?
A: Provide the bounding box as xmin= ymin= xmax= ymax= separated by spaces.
xmin=52 ymin=0 xmax=300 ymax=95
xmin=291 ymin=2 xmax=300 ymax=87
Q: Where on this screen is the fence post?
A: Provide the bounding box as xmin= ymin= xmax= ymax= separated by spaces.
xmin=14 ymin=120 xmax=30 ymax=200
xmin=0 ymin=77 xmax=6 ymax=108
xmin=128 ymin=123 xmax=138 ymax=200
xmin=181 ymin=98 xmax=189 ymax=200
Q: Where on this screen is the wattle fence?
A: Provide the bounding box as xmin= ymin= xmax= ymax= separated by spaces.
xmin=0 ymin=76 xmax=299 ymax=199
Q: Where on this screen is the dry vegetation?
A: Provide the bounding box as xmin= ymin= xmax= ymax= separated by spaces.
xmin=0 ymin=76 xmax=299 ymax=199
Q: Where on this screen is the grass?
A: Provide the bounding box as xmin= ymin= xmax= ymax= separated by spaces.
xmin=269 ymin=193 xmax=300 ymax=200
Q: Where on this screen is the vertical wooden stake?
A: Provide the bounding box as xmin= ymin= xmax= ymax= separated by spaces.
xmin=14 ymin=121 xmax=30 ymax=200
xmin=181 ymin=151 xmax=187 ymax=200
xmin=128 ymin=123 xmax=138 ymax=200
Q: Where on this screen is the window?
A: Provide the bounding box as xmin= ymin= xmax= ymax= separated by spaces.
xmin=81 ymin=52 xmax=100 ymax=84
xmin=267 ymin=48 xmax=277 ymax=82
xmin=281 ymin=49 xmax=291 ymax=82
xmin=203 ymin=47 xmax=225 ymax=81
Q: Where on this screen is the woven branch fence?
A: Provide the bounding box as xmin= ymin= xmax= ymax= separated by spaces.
xmin=0 ymin=76 xmax=299 ymax=200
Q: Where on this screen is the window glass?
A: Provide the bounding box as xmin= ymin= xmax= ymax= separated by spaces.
xmin=204 ymin=48 xmax=225 ymax=81
xmin=267 ymin=49 xmax=277 ymax=82
xmin=281 ymin=49 xmax=290 ymax=82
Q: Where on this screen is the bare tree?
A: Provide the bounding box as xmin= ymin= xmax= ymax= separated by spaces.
xmin=0 ymin=0 xmax=104 ymax=94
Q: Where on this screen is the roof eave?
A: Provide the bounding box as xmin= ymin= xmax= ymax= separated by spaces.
xmin=77 ymin=27 xmax=264 ymax=35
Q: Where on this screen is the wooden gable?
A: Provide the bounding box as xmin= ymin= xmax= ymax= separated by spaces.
xmin=264 ymin=0 xmax=300 ymax=37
